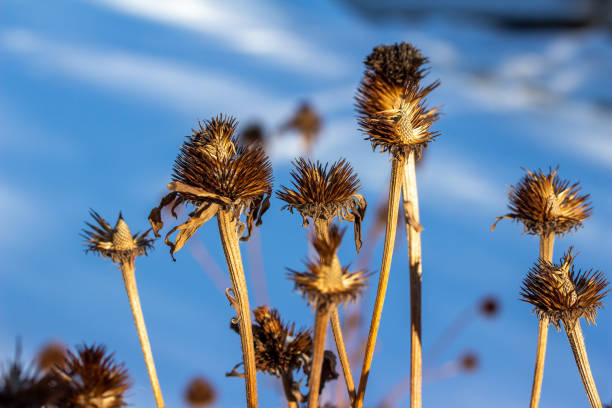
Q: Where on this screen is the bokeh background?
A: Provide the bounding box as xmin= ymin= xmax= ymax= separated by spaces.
xmin=1 ymin=0 xmax=611 ymax=407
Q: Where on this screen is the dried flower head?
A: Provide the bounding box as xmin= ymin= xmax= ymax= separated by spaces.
xmin=479 ymin=296 xmax=500 ymax=318
xmin=278 ymin=158 xmax=367 ymax=252
xmin=521 ymin=248 xmax=609 ymax=329
xmin=184 ymin=376 xmax=216 ymax=407
xmin=364 ymin=42 xmax=429 ymax=87
xmin=0 ymin=342 xmax=63 ymax=407
xmin=303 ymin=350 xmax=339 ymax=396
xmin=149 ymin=114 xmax=273 ymax=259
xmin=288 ymin=225 xmax=369 ymax=308
xmin=240 ymin=122 xmax=265 ymax=149
xmin=228 ymin=306 xmax=312 ymax=378
xmin=52 ymin=344 xmax=130 ymax=408
xmin=281 ymin=102 xmax=321 ymax=152
xmin=492 ymin=168 xmax=592 ymax=236
xmin=36 ymin=342 xmax=67 ymax=372
xmin=459 ymin=352 xmax=479 ymax=372
xmin=82 ymin=211 xmax=154 ymax=265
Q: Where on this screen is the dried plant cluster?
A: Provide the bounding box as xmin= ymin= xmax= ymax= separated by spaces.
xmin=3 ymin=40 xmax=608 ymax=408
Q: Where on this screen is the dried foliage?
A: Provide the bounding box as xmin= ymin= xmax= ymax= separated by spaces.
xmin=52 ymin=344 xmax=130 ymax=408
xmin=492 ymin=168 xmax=592 ymax=236
xmin=82 ymin=211 xmax=154 ymax=264
xmin=149 ymin=114 xmax=273 ymax=259
xmin=278 ymin=158 xmax=367 ymax=252
xmin=184 ymin=376 xmax=216 ymax=407
xmin=288 ymin=226 xmax=368 ymax=308
xmin=521 ymin=249 xmax=609 ymax=329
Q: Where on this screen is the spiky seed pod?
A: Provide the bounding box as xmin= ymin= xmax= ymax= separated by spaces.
xmin=357 ymin=73 xmax=440 ymax=160
xmin=149 ymin=114 xmax=273 ymax=258
xmin=479 ymin=296 xmax=500 ymax=318
xmin=0 ymin=343 xmax=64 ymax=407
xmin=82 ymin=211 xmax=154 ymax=265
xmin=459 ymin=353 xmax=479 ymax=372
xmin=52 ymin=344 xmax=130 ymax=408
xmin=281 ymin=102 xmax=321 ymax=151
xmin=240 ymin=122 xmax=265 ymax=149
xmin=521 ymin=249 xmax=609 ymax=329
xmin=364 ymin=42 xmax=429 ymax=87
xmin=36 ymin=342 xmax=67 ymax=372
xmin=184 ymin=377 xmax=216 ymax=407
xmin=288 ymin=225 xmax=369 ymax=308
xmin=278 ymin=158 xmax=367 ymax=252
xmin=228 ymin=306 xmax=312 ymax=378
xmin=492 ymin=168 xmax=592 ymax=236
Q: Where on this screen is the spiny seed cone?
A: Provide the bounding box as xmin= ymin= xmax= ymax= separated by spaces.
xmin=288 ymin=225 xmax=369 ymax=308
xmin=492 ymin=167 xmax=592 ymax=236
xmin=228 ymin=306 xmax=312 ymax=377
xmin=521 ymin=248 xmax=609 ymax=329
xmin=459 ymin=353 xmax=479 ymax=372
xmin=356 ymin=69 xmax=440 ymax=160
xmin=82 ymin=210 xmax=153 ymax=264
xmin=364 ymin=42 xmax=429 ymax=87
xmin=184 ymin=376 xmax=216 ymax=407
xmin=281 ymin=102 xmax=322 ymax=150
xmin=240 ymin=122 xmax=265 ymax=149
xmin=479 ymin=296 xmax=500 ymax=318
xmin=149 ymin=114 xmax=274 ymax=258
xmin=52 ymin=344 xmax=130 ymax=408
xmin=36 ymin=342 xmax=67 ymax=372
xmin=277 ymin=158 xmax=367 ymax=252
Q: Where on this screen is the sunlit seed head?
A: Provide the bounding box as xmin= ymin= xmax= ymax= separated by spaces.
xmin=184 ymin=376 xmax=216 ymax=407
xmin=364 ymin=42 xmax=429 ymax=87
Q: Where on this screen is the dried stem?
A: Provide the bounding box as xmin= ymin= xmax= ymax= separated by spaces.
xmin=281 ymin=371 xmax=299 ymax=408
xmin=217 ymin=209 xmax=258 ymax=408
xmin=330 ymin=308 xmax=356 ymax=404
xmin=402 ymin=151 xmax=422 ymax=408
xmin=313 ymin=218 xmax=356 ymax=404
xmin=119 ymin=260 xmax=165 ymax=408
xmin=308 ymin=306 xmax=331 ymax=408
xmin=355 ymin=157 xmax=404 ymax=408
xmin=529 ymin=232 xmax=555 ymax=408
xmin=563 ymin=319 xmax=602 ymax=408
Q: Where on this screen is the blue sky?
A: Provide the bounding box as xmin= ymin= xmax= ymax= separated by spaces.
xmin=1 ymin=1 xmax=611 ymax=407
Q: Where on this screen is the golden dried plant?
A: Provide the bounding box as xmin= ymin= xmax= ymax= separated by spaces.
xmin=281 ymin=102 xmax=322 ymax=153
xmin=288 ymin=225 xmax=368 ymax=308
xmin=149 ymin=114 xmax=273 ymax=259
xmin=52 ymin=344 xmax=130 ymax=408
xmin=36 ymin=342 xmax=67 ymax=372
xmin=82 ymin=211 xmax=154 ymax=264
xmin=492 ymin=168 xmax=592 ymax=236
xmin=278 ymin=158 xmax=366 ymax=252
xmin=521 ymin=249 xmax=609 ymax=329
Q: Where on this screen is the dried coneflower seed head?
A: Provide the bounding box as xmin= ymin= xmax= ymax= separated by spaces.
xmin=281 ymin=102 xmax=321 ymax=151
xmin=228 ymin=306 xmax=312 ymax=378
xmin=492 ymin=168 xmax=592 ymax=236
xmin=240 ymin=122 xmax=265 ymax=149
xmin=53 ymin=344 xmax=130 ymax=408
xmin=277 ymin=158 xmax=367 ymax=252
xmin=288 ymin=225 xmax=368 ymax=308
xmin=521 ymin=248 xmax=609 ymax=329
xmin=479 ymin=296 xmax=500 ymax=318
xmin=36 ymin=342 xmax=67 ymax=372
xmin=364 ymin=42 xmax=429 ymax=87
xmin=184 ymin=376 xmax=216 ymax=407
xmin=149 ymin=114 xmax=274 ymax=257
xmin=82 ymin=211 xmax=154 ymax=265
xmin=459 ymin=353 xmax=479 ymax=372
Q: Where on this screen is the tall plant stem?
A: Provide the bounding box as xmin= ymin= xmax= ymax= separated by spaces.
xmin=281 ymin=371 xmax=299 ymax=408
xmin=563 ymin=319 xmax=602 ymax=408
xmin=331 ymin=308 xmax=356 ymax=404
xmin=308 ymin=306 xmax=331 ymax=408
xmin=529 ymin=232 xmax=555 ymax=408
xmin=312 ymin=218 xmax=356 ymax=404
xmin=355 ymin=157 xmax=404 ymax=408
xmin=401 ymin=151 xmax=422 ymax=408
xmin=120 ymin=260 xmax=165 ymax=408
xmin=217 ymin=210 xmax=258 ymax=408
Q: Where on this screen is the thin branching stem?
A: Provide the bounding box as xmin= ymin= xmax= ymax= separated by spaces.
xmin=355 ymin=156 xmax=404 ymax=408
xmin=281 ymin=371 xmax=299 ymax=408
xmin=120 ymin=260 xmax=165 ymax=408
xmin=529 ymin=232 xmax=555 ymax=408
xmin=401 ymin=151 xmax=422 ymax=408
xmin=217 ymin=209 xmax=258 ymax=408
xmin=308 ymin=306 xmax=331 ymax=408
xmin=563 ymin=319 xmax=602 ymax=408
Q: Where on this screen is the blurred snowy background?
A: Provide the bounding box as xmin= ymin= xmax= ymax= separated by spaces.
xmin=1 ymin=0 xmax=611 ymax=406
